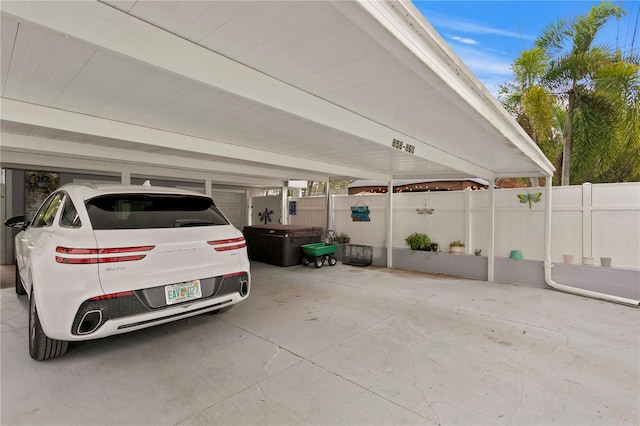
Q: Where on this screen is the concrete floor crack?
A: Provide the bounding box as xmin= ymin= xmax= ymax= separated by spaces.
xmin=405 ymin=320 xmax=442 ymax=425
xmin=229 ymin=320 xmax=438 ymax=425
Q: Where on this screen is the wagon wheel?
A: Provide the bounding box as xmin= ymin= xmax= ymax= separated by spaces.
xmin=314 ymin=257 xmax=324 ymax=268
xmin=302 ymin=256 xmax=310 ymax=266
xmin=328 ymin=256 xmax=337 ymax=266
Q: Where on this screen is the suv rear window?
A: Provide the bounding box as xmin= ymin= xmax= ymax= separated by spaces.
xmin=86 ymin=194 xmax=230 ymax=230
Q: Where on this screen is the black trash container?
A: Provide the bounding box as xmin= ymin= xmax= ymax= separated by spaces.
xmin=243 ymin=225 xmax=323 ymax=266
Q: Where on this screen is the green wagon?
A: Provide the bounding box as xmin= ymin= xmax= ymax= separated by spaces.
xmin=301 ymin=243 xmax=338 ymax=268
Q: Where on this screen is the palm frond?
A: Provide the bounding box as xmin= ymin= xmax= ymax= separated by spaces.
xmin=535 ymin=17 xmax=570 ymax=54
xmin=572 ymin=1 xmax=625 ymax=54
xmin=512 ymin=48 xmax=548 ymax=88
xmin=570 ymin=90 xmax=620 ymax=179
xmin=522 ymin=85 xmax=556 ymax=143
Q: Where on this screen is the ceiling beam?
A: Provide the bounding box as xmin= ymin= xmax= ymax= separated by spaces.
xmin=0 ymin=132 xmax=317 ymax=187
xmin=1 ymin=99 xmax=387 ymax=181
xmin=1 ymin=150 xmax=285 ymax=188
xmin=1 ymin=0 xmax=493 ymax=181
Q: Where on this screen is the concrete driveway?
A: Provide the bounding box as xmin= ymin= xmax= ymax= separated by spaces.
xmin=1 ymin=262 xmax=638 ymax=425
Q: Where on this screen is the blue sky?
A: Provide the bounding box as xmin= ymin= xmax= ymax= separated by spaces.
xmin=412 ymin=1 xmax=640 ymax=96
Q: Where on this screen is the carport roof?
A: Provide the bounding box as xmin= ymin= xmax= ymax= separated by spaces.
xmin=0 ymin=1 xmax=554 ymax=185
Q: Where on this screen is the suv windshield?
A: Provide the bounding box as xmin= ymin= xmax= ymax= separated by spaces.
xmin=86 ymin=194 xmax=230 ymax=230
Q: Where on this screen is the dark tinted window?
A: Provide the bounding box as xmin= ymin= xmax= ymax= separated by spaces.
xmin=60 ymin=196 xmax=82 ymax=228
xmin=86 ymin=194 xmax=229 ymax=230
xmin=31 ymin=193 xmax=64 ymax=228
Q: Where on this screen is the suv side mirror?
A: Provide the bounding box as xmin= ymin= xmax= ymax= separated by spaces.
xmin=4 ymin=215 xmax=27 ymax=229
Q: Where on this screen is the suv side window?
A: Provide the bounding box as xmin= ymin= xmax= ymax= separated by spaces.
xmin=60 ymin=196 xmax=82 ymax=228
xmin=31 ymin=193 xmax=64 ymax=228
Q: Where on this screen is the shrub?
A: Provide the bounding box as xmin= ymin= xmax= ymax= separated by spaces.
xmin=405 ymin=232 xmax=431 ymax=250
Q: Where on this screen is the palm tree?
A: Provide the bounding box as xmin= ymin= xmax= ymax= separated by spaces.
xmin=500 ymin=48 xmax=563 ymax=178
xmin=502 ymin=1 xmax=640 ymax=185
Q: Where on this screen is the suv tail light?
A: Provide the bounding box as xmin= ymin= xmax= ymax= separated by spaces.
xmin=88 ymin=291 xmax=134 ymax=301
xmin=207 ymin=237 xmax=246 ymax=252
xmin=55 ymin=246 xmax=155 ymax=264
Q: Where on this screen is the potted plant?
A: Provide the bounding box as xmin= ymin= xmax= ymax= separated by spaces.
xmin=336 ymin=232 xmax=350 ymax=244
xmin=405 ymin=232 xmax=431 ymax=251
xmin=449 ymin=240 xmax=465 ymax=254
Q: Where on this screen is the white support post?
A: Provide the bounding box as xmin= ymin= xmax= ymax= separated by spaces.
xmin=544 ymin=175 xmax=553 ymax=266
xmin=464 ymin=188 xmax=472 ymax=254
xmin=582 ymin=183 xmax=592 ymax=260
xmin=121 ymin=170 xmax=130 ymax=184
xmin=325 ymin=179 xmax=331 ymax=238
xmin=281 ymin=185 xmax=288 ymax=225
xmin=488 ymin=175 xmax=496 ymax=282
xmin=387 ymin=181 xmax=394 ymax=268
xmin=204 ymin=179 xmax=212 ymax=197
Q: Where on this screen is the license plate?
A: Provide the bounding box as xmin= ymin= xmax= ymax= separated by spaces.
xmin=165 ymin=280 xmax=202 ymax=305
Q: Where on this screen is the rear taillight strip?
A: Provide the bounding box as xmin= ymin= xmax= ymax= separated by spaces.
xmin=214 ymin=243 xmax=246 ymax=252
xmin=55 ymin=245 xmax=154 ymax=264
xmin=55 ymin=256 xmax=99 ymax=264
xmin=56 ymin=246 xmax=154 ymax=254
xmin=98 ymin=255 xmax=147 ymax=263
xmin=56 ymin=255 xmax=147 ymax=264
xmin=89 ymin=291 xmax=134 ymax=301
xmin=207 ymin=238 xmax=245 ymax=246
xmin=56 ymin=247 xmax=98 ymax=254
xmin=224 ymin=271 xmax=247 ymax=278
xmin=98 ymin=246 xmax=155 ymax=254
xmin=207 ymin=238 xmax=246 ymax=251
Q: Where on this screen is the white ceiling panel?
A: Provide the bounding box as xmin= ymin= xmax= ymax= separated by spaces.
xmin=0 ymin=0 xmax=554 ymax=187
xmin=0 ymin=15 xmax=19 ymax=93
xmin=2 ymin=20 xmax=95 ymax=105
xmin=54 ymin=50 xmax=154 ymax=114
xmin=102 ymin=1 xmax=136 ymax=14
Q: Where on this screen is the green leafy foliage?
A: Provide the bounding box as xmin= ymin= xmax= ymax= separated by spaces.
xmin=405 ymin=232 xmax=431 ymax=250
xmin=500 ymin=1 xmax=640 ymax=184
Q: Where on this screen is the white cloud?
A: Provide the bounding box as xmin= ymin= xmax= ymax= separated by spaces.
xmin=450 ymin=35 xmax=479 ymax=45
xmin=425 ymin=11 xmax=535 ymax=40
xmin=453 ymin=44 xmax=513 ymax=76
xmin=446 ymin=44 xmax=514 ymax=97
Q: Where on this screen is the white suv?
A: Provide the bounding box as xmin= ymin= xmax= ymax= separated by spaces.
xmin=5 ymin=183 xmax=250 ymax=360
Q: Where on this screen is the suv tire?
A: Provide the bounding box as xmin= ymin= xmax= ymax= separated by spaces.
xmin=29 ymin=289 xmax=68 ymax=360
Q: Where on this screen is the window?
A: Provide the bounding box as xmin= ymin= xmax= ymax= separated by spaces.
xmin=60 ymin=196 xmax=82 ymax=228
xmin=86 ymin=194 xmax=229 ymax=230
xmin=31 ymin=193 xmax=64 ymax=228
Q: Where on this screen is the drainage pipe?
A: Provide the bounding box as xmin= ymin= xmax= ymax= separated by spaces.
xmin=543 ymin=175 xmax=639 ymax=306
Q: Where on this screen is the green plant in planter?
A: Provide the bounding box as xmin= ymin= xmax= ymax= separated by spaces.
xmin=449 ymin=240 xmax=465 ymax=254
xmin=405 ymin=232 xmax=431 ymax=251
xmin=336 ymin=232 xmax=350 ymax=244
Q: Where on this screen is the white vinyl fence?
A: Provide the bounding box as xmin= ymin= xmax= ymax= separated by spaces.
xmin=289 ymin=196 xmax=327 ymax=230
xmin=288 ymin=182 xmax=640 ymax=269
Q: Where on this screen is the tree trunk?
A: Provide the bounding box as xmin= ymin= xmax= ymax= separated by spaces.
xmin=561 ymin=93 xmax=574 ymax=186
